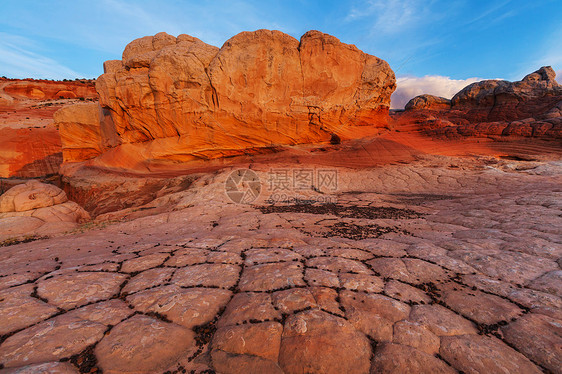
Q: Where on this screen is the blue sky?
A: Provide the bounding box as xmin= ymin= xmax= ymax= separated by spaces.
xmin=1 ymin=0 xmax=561 ymax=107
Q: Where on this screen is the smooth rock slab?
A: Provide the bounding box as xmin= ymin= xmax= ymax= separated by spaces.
xmin=207 ymin=251 xmax=242 ymax=264
xmin=1 ymin=259 xmax=58 ymax=280
xmin=325 ymin=247 xmax=374 ymax=261
xmin=164 ymin=248 xmax=208 ymax=267
xmin=78 ymin=262 xmax=119 ymax=272
xmin=0 ymin=315 xmax=106 ymax=368
xmin=95 ymin=315 xmax=196 ymax=373
xmin=307 ymin=256 xmax=371 ymax=274
xmin=340 ymin=290 xmax=410 ymax=341
xmin=0 ymin=361 xmax=79 ymax=373
xmin=531 ymin=306 xmax=562 ymax=321
xmin=392 ymin=320 xmax=440 ymax=355
xmin=127 ymin=285 xmax=232 ymax=328
xmin=0 ymin=284 xmax=59 ymax=335
xmin=189 ymin=238 xmax=228 ymax=249
xmin=384 ymin=280 xmax=432 ymax=304
xmin=527 ymin=270 xmax=562 ymax=296
xmin=239 ymin=262 xmax=305 ymax=291
xmin=305 ymin=268 xmax=339 ymax=288
xmin=172 ymin=263 xmax=240 ymax=288
xmin=339 ymin=273 xmax=384 ymax=293
xmin=210 ymin=350 xmax=284 ymax=374
xmin=244 ymin=248 xmax=302 ymax=264
xmin=122 ymin=267 xmax=175 ymax=294
xmin=450 ymin=249 xmax=558 ymax=284
xmin=507 ymin=287 xmax=562 ymax=309
xmin=0 ymin=272 xmax=43 ymax=290
xmin=355 ymin=239 xmax=408 ymax=257
xmin=120 ymin=253 xmax=169 ymax=273
xmin=64 ymin=299 xmax=133 ymax=326
xmin=309 ymin=287 xmax=344 ymax=317
xmin=217 ymin=292 xmax=281 ymax=328
xmin=440 ymin=334 xmax=542 ymax=374
xmin=406 ymin=244 xmax=478 ymax=274
xmin=292 ymin=245 xmax=326 ymax=258
xmin=409 ymin=304 xmax=477 ymax=336
xmin=341 ymin=290 xmax=410 ymax=322
xmin=0 ymin=217 xmax=43 ymax=238
xmin=501 ymin=313 xmax=562 ymax=372
xmin=461 ymin=274 xmax=516 ymax=297
xmin=402 ymin=258 xmax=450 ymax=283
xmin=211 ymin=321 xmax=283 ymax=362
xmin=271 ymin=288 xmax=317 ymax=314
xmin=36 ymin=272 xmax=127 ymax=310
xmin=279 ymin=309 xmax=372 ymax=374
xmin=371 ymin=343 xmax=456 ymax=374
xmin=217 ymin=238 xmax=265 ymax=253
xmin=439 ymin=284 xmax=522 ymax=324
xmin=367 ymin=258 xmax=411 ymax=281
xmin=369 ymin=257 xmax=449 ymax=284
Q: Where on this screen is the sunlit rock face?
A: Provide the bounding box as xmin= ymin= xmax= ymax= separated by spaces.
xmin=0 ymin=78 xmax=97 ymax=178
xmin=0 ymin=180 xmax=90 ymax=240
xmin=398 ymin=67 xmax=562 ymax=139
xmin=1 ymin=79 xmax=97 ymax=102
xmin=57 ymin=30 xmax=396 ymax=171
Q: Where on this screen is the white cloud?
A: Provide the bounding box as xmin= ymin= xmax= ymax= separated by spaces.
xmin=390 ymin=75 xmax=481 ymax=109
xmin=0 ymin=33 xmax=82 ymax=79
xmin=463 ymin=0 xmax=513 ymax=26
xmin=346 ymin=0 xmax=439 ymax=34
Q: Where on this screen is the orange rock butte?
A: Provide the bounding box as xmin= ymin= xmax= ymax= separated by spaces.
xmin=56 ymin=30 xmax=396 ymax=172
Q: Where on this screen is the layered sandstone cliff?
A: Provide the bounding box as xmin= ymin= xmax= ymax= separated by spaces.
xmin=0 ymin=78 xmax=97 ymax=178
xmin=56 ymin=30 xmax=396 ymax=171
xmin=0 ymin=78 xmax=96 ymax=103
xmin=398 ymin=67 xmax=562 ymax=139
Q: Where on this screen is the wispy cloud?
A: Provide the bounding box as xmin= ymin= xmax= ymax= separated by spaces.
xmin=391 ymin=75 xmax=481 ymax=109
xmin=346 ymin=0 xmax=440 ymax=34
xmin=0 ymin=0 xmax=290 ymax=78
xmin=0 ymin=0 xmax=283 ymax=55
xmin=463 ymin=0 xmax=512 ymax=26
xmin=0 ymin=33 xmax=82 ymax=79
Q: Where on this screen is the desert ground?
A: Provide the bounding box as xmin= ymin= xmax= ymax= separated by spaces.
xmin=1 ymin=154 xmax=561 ymax=373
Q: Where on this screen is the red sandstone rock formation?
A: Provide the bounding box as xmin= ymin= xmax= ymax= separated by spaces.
xmin=0 ymin=180 xmax=90 ymax=240
xmin=0 ymin=127 xmax=62 ymax=178
xmin=56 ymin=30 xmax=396 ymax=171
xmin=0 ymin=78 xmax=97 ymax=102
xmin=396 ymin=67 xmax=562 ymax=139
xmin=0 ymin=78 xmax=97 ymax=178
xmin=54 ymin=103 xmax=116 ymax=163
xmin=404 ymin=94 xmax=451 ymax=111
